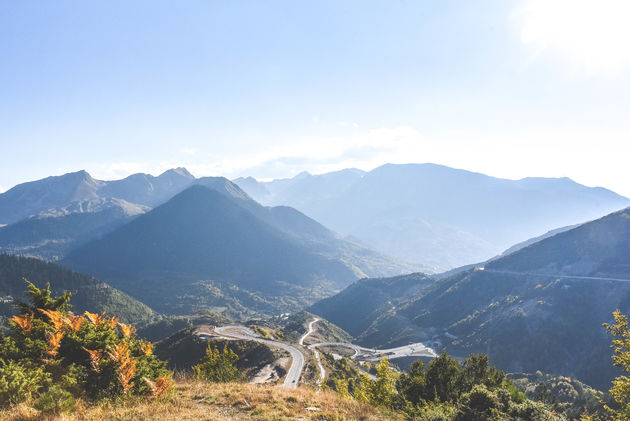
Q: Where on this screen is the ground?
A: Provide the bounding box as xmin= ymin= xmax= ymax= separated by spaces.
xmin=0 ymin=380 xmax=404 ymax=421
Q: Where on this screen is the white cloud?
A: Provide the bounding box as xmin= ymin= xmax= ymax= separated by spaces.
xmin=518 ymin=0 xmax=630 ymax=76
xmin=203 ymin=126 xmax=427 ymax=179
xmin=0 ymin=184 xmax=6 ymax=194
xmin=81 ymin=124 xmax=630 ymax=198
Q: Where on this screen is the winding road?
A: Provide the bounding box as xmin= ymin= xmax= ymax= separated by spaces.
xmin=300 ymin=318 xmax=326 ymax=385
xmin=203 ymin=318 xmax=437 ymax=389
xmin=211 ymin=326 xmax=305 ymax=388
xmin=307 ymin=339 xmax=438 ymax=361
xmin=303 ymin=319 xmax=437 ymax=383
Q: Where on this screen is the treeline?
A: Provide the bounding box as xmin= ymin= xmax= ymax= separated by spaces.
xmin=328 ymin=352 xmax=565 ymax=420
xmin=0 ymin=254 xmax=156 ymax=325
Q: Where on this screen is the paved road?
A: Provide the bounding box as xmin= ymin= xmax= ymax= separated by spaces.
xmin=482 ymin=268 xmax=630 ymax=283
xmin=299 ymin=318 xmax=319 ymax=345
xmin=302 ymin=318 xmax=437 ymax=383
xmin=211 ymin=326 xmax=305 ymax=388
xmin=308 ymin=340 xmax=437 ymax=361
xmin=300 ymin=318 xmax=326 ymax=385
xmin=206 ymin=319 xmax=437 ymax=388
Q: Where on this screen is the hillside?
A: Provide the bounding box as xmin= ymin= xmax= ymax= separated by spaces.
xmin=236 ymin=163 xmax=630 ymax=271
xmin=63 ymin=185 xmax=411 ymax=317
xmin=311 ymin=208 xmax=630 ymax=389
xmin=0 ymin=170 xmax=419 ymax=278
xmin=0 ymin=381 xmax=403 ymax=421
xmin=0 ymin=253 xmax=156 ymax=325
xmin=0 ymin=171 xmax=104 ymax=226
xmin=309 ymin=273 xmax=435 ymax=338
xmin=98 ymin=167 xmax=195 ymax=207
xmin=0 ymin=199 xmax=147 ymax=260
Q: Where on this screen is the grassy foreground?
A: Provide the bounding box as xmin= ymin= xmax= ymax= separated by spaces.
xmin=0 ymin=380 xmax=404 ymax=421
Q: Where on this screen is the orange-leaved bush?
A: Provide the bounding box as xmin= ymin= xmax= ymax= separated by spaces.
xmin=0 ymin=280 xmax=172 ymax=409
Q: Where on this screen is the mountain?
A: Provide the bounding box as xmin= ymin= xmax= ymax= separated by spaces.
xmin=497 ymin=224 xmax=580 ymax=259
xmin=232 ymin=176 xmax=271 ymax=202
xmin=235 ymin=169 xmax=366 ymax=211
xmin=63 ymin=184 xmax=415 ymax=317
xmin=0 ymin=253 xmax=156 ymax=325
xmin=0 ymin=170 xmax=104 ymax=225
xmin=0 ymin=198 xmax=148 ymax=260
xmin=235 ymin=164 xmax=630 ymax=271
xmin=311 ymin=207 xmax=630 ymax=389
xmin=98 ymin=167 xmax=195 ymax=207
xmin=0 ymin=169 xmax=193 ymax=260
xmin=309 ymin=273 xmax=435 ymax=338
xmin=0 ymin=169 xmax=243 ymax=261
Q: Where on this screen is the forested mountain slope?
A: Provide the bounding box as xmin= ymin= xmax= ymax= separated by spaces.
xmin=0 ymin=253 xmax=156 ymax=325
xmin=312 ymin=207 xmax=630 ymax=388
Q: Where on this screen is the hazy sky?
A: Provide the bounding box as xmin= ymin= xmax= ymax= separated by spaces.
xmin=1 ymin=1 xmax=629 ymax=195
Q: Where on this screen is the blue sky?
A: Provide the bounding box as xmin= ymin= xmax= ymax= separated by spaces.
xmin=1 ymin=1 xmax=629 ymax=195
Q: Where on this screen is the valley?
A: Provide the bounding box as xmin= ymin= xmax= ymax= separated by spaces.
xmin=1 ymin=166 xmax=629 ymax=419
xmin=4 ymin=4 xmax=629 ymax=418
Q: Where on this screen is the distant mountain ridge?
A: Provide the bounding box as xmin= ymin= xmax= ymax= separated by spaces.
xmin=0 ymin=199 xmax=148 ymax=260
xmin=311 ymin=206 xmax=630 ymax=389
xmin=0 ymin=167 xmax=195 ymax=226
xmin=234 ymin=163 xmax=630 ymax=271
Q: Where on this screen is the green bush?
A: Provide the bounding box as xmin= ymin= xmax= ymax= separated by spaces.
xmin=413 ymin=401 xmax=457 ymax=421
xmin=0 ymin=359 xmax=50 ymax=406
xmin=455 ymin=385 xmax=501 ymax=421
xmin=192 ymin=344 xmax=242 ymax=382
xmin=34 ymin=385 xmax=75 ymax=414
xmin=0 ymin=280 xmax=172 ymax=410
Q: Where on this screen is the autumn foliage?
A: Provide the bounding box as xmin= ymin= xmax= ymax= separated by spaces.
xmin=0 ymin=280 xmax=172 ymax=409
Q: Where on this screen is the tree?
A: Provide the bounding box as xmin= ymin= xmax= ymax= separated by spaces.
xmin=368 ymin=356 xmax=399 ymax=408
xmin=192 ymin=344 xmax=242 ymax=382
xmin=13 ymin=279 xmax=71 ymax=315
xmin=456 ymin=354 xmax=504 ymax=395
xmin=425 ymin=351 xmax=460 ymax=402
xmin=398 ymin=359 xmax=427 ymax=405
xmin=604 ymin=309 xmax=630 ymax=420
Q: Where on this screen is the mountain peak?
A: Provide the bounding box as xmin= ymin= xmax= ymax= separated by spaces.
xmin=158 ymin=167 xmax=195 ymax=179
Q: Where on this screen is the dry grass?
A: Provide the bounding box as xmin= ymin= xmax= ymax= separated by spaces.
xmin=0 ymin=380 xmax=404 ymax=421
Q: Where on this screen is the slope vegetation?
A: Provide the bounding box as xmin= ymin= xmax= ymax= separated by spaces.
xmin=0 ymin=253 xmax=156 ymax=325
xmin=312 ymin=208 xmax=630 ymax=388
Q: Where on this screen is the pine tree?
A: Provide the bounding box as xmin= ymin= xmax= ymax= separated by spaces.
xmin=192 ymin=344 xmax=242 ymax=382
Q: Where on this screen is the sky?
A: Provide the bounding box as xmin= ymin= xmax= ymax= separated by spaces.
xmin=1 ymin=0 xmax=629 ymax=195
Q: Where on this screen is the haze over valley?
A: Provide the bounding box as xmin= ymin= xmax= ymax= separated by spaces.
xmin=2 ymin=1 xmax=630 ymax=419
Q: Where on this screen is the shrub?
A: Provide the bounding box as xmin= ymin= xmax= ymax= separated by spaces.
xmin=192 ymin=344 xmax=242 ymax=382
xmin=0 ymin=280 xmax=172 ymax=409
xmin=455 ymin=384 xmax=501 ymax=421
xmin=34 ymin=385 xmax=75 ymax=414
xmin=0 ymin=359 xmax=50 ymax=407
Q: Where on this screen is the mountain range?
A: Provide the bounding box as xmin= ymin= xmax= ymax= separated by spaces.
xmin=234 ymin=163 xmax=630 ymax=271
xmin=60 ymin=184 xmax=415 ymax=317
xmin=0 ymin=168 xmax=417 ymax=317
xmin=1 ymin=164 xmax=630 ymax=389
xmin=311 ymin=206 xmax=630 ymax=389
xmin=0 ymin=167 xmax=195 ymax=227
